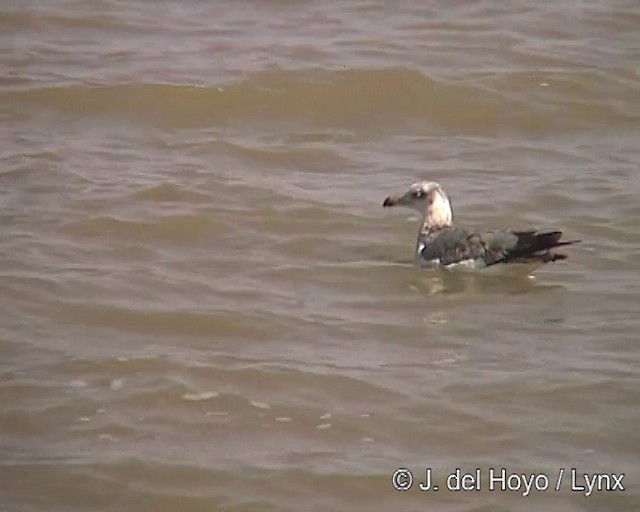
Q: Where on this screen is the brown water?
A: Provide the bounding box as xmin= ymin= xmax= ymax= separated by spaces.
xmin=2 ymin=1 xmax=640 ymax=511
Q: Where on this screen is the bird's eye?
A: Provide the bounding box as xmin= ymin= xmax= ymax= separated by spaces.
xmin=414 ymin=190 xmax=423 ymax=198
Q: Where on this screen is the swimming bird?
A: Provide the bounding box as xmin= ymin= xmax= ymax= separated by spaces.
xmin=382 ymin=180 xmax=579 ymax=273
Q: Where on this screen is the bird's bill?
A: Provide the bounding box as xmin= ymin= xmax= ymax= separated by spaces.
xmin=382 ymin=191 xmax=411 ymax=207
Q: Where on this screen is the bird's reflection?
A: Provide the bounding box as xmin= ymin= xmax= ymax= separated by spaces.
xmin=406 ymin=266 xmax=566 ymax=297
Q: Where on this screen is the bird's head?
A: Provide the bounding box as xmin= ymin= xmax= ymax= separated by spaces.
xmin=382 ymin=180 xmax=453 ymax=230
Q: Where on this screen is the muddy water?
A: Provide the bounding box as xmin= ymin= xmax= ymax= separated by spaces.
xmin=1 ymin=1 xmax=639 ymax=511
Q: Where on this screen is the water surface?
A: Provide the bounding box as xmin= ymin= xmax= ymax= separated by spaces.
xmin=1 ymin=1 xmax=639 ymax=511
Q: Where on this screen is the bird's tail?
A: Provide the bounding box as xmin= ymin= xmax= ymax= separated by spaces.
xmin=498 ymin=230 xmax=580 ymax=265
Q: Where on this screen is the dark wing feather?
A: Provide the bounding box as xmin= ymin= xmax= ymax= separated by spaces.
xmin=483 ymin=230 xmax=579 ymax=266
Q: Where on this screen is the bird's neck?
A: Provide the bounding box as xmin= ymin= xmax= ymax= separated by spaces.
xmin=420 ymin=218 xmax=451 ymax=235
xmin=420 ymin=195 xmax=453 ymax=234
xmin=415 ymin=192 xmax=452 ymax=256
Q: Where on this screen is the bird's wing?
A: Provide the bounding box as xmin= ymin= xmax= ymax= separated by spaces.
xmin=420 ymin=229 xmax=579 ymax=267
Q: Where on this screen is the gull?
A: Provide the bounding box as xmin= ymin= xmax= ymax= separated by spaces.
xmin=382 ymin=180 xmax=579 ymax=274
